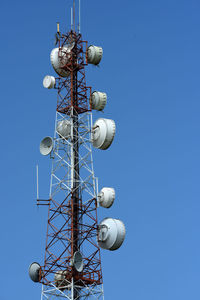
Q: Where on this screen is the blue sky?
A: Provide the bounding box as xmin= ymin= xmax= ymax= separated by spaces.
xmin=0 ymin=0 xmax=200 ymax=299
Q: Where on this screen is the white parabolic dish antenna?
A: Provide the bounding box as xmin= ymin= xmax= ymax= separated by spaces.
xmin=50 ymin=46 xmax=71 ymax=77
xmin=29 ymin=262 xmax=40 ymax=282
xmin=40 ymin=137 xmax=53 ymax=156
xmin=54 ymin=270 xmax=68 ymax=289
xmin=57 ymin=120 xmax=71 ymax=139
xmin=87 ymin=45 xmax=103 ymax=65
xmin=98 ymin=218 xmax=126 ymax=251
xmin=92 ymin=118 xmax=116 ymax=150
xmin=98 ymin=187 xmax=115 ymax=208
xmin=73 ymin=251 xmax=84 ymax=272
xmin=43 ymin=75 xmax=55 ymax=89
xmin=90 ymin=91 xmax=107 ymax=111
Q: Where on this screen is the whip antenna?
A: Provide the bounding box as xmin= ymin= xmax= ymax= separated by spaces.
xmin=78 ymin=0 xmax=81 ymax=33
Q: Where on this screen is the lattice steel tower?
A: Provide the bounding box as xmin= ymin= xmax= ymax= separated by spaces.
xmin=29 ymin=2 xmax=125 ymax=299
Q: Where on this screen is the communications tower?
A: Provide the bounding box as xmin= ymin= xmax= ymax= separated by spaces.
xmin=29 ymin=2 xmax=126 ymax=299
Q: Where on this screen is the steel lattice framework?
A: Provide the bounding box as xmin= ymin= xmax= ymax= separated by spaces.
xmin=38 ymin=31 xmax=104 ymax=299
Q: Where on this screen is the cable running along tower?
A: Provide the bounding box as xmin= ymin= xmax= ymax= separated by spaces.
xmin=29 ymin=2 xmax=126 ymax=299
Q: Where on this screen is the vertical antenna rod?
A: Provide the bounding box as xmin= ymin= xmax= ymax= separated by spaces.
xmin=78 ymin=0 xmax=81 ymax=33
xmin=36 ymin=165 xmax=39 ymax=200
xmin=56 ymin=22 xmax=60 ymax=33
xmin=73 ymin=0 xmax=75 ymax=31
xmin=71 ymin=7 xmax=73 ymax=30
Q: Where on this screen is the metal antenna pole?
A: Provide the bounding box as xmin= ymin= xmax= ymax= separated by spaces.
xmin=73 ymin=0 xmax=75 ymax=31
xmin=78 ymin=0 xmax=81 ymax=33
xmin=71 ymin=7 xmax=73 ymax=30
xmin=36 ymin=165 xmax=39 ymax=200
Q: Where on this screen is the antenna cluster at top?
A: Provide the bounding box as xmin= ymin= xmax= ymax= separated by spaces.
xmin=69 ymin=0 xmax=81 ymax=33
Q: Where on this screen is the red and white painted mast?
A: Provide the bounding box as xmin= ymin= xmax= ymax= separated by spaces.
xmin=29 ymin=2 xmax=125 ymax=299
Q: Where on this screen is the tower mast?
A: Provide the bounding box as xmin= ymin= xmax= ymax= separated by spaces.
xmin=29 ymin=2 xmax=126 ymax=299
